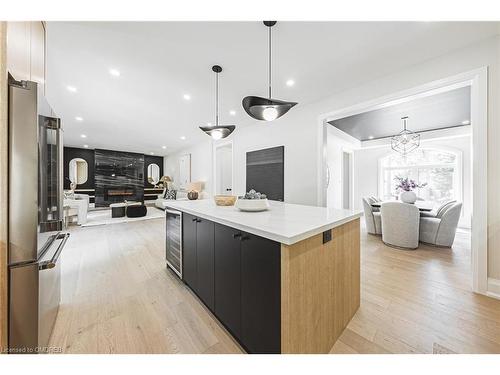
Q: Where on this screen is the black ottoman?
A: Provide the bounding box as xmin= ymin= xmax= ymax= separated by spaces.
xmin=126 ymin=204 xmax=147 ymax=218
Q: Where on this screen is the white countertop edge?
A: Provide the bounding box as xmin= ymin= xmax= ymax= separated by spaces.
xmin=165 ymin=204 xmax=362 ymax=245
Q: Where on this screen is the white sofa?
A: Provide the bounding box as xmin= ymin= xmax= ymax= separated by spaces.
xmin=380 ymin=202 xmax=420 ymax=250
xmin=154 ymin=190 xmax=190 ymax=210
xmin=419 ymin=202 xmax=462 ymax=247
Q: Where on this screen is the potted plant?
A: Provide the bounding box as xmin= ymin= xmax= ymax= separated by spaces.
xmin=394 ymin=176 xmax=427 ymax=204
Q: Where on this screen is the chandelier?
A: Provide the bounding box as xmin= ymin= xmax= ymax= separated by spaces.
xmin=391 ymin=116 xmax=420 ymax=156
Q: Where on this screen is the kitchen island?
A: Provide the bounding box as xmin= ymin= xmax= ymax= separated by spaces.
xmin=164 ymin=199 xmax=362 ymax=354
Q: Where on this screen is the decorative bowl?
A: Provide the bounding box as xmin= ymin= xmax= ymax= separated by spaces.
xmin=214 ymin=195 xmax=237 ymax=206
xmin=235 ymin=198 xmax=270 ymax=212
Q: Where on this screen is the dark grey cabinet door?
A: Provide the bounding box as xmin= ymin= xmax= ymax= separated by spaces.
xmin=214 ymin=223 xmax=242 ymax=340
xmin=182 ymin=213 xmax=197 ymax=291
xmin=196 ymin=218 xmax=215 ymax=311
xmin=241 ymin=233 xmax=281 ymax=354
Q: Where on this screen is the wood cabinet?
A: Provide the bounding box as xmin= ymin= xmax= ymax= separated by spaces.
xmin=181 ymin=213 xmax=215 ymax=311
xmin=181 ymin=216 xmax=281 ymax=353
xmin=214 ymin=223 xmax=242 ymax=340
xmin=240 ymin=233 xmax=281 ymax=353
xmin=6 ymin=22 xmax=46 ymax=94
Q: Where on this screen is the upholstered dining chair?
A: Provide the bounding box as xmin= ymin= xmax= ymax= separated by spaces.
xmin=419 ymin=202 xmax=462 ymax=247
xmin=362 ymin=197 xmax=382 ymax=235
xmin=380 ymin=202 xmax=420 ymax=249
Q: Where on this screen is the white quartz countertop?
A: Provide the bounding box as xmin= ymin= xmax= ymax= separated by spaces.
xmin=164 ymin=200 xmax=362 ymax=245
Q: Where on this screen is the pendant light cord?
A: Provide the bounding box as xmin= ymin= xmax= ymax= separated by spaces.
xmin=215 ymin=71 xmax=219 ymax=126
xmin=268 ymin=25 xmax=272 ymax=99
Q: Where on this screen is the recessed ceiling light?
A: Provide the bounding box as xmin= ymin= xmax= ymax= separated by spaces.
xmin=162 ymin=145 xmax=167 ymax=149
xmin=75 ymin=116 xmax=83 ymax=122
xmin=183 ymin=94 xmax=191 ymax=100
xmin=180 ymin=136 xmax=186 ymax=140
xmin=207 ymin=122 xmax=212 ymax=126
xmin=286 ymin=79 xmax=295 ymax=87
xmin=66 ymin=85 xmax=77 ymax=93
xmin=80 ymin=134 xmax=87 ymax=138
xmin=462 ymin=120 xmax=470 ymax=125
xmin=229 ymin=110 xmax=236 ymax=116
xmin=368 ymin=136 xmax=374 ymax=140
xmin=109 ymin=68 xmax=121 ymax=77
xmin=150 ymin=152 xmax=154 ymax=155
xmin=83 ymin=144 xmax=89 ymax=148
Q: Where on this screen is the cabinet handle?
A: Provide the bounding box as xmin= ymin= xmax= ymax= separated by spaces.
xmin=240 ymin=235 xmax=250 ymax=241
xmin=196 ymin=218 xmax=202 ymax=223
xmin=192 ymin=218 xmax=197 ymax=222
xmin=232 ymin=233 xmax=242 ymax=239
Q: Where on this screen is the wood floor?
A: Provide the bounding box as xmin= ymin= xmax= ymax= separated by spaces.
xmin=49 ymin=216 xmax=500 ymax=354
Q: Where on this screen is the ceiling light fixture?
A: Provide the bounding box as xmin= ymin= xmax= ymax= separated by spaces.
xmin=150 ymin=152 xmax=154 ymax=155
xmin=75 ymin=116 xmax=83 ymax=122
xmin=242 ymin=21 xmax=297 ymax=122
xmin=461 ymin=120 xmax=470 ymax=125
xmin=162 ymin=145 xmax=167 ymax=149
xmin=80 ymin=134 xmax=87 ymax=138
xmin=199 ymin=65 xmax=236 ymax=140
xmin=109 ymin=68 xmax=121 ymax=77
xmin=83 ymin=144 xmax=89 ymax=148
xmin=66 ymin=85 xmax=77 ymax=93
xmin=180 ymin=136 xmax=186 ymax=140
xmin=183 ymin=94 xmax=191 ymax=101
xmin=229 ymin=110 xmax=236 ymax=116
xmin=286 ymin=79 xmax=295 ymax=87
xmin=391 ymin=116 xmax=420 ymax=156
xmin=368 ymin=136 xmax=374 ymax=140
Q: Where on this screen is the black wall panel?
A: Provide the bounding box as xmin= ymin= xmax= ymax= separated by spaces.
xmin=246 ymin=146 xmax=284 ymax=201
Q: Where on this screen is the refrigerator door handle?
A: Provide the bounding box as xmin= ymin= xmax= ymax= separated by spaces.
xmin=39 ymin=233 xmax=70 ymax=270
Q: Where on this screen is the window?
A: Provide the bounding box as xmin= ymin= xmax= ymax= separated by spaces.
xmin=379 ymin=148 xmax=461 ymax=204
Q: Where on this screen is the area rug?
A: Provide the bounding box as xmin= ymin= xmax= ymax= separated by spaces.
xmin=81 ymin=206 xmax=164 ymax=227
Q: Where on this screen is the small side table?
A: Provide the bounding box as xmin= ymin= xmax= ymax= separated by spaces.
xmin=109 ymin=202 xmax=127 ymax=218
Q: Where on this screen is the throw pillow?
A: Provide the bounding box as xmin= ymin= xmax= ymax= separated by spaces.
xmin=164 ymin=189 xmax=177 ymax=200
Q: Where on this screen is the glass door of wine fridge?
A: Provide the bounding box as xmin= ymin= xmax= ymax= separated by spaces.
xmin=165 ymin=209 xmax=182 ymax=278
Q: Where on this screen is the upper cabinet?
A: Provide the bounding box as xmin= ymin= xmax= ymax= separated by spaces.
xmin=6 ymin=21 xmax=46 ymax=94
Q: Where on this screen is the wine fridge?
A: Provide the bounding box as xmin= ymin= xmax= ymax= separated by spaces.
xmin=165 ymin=208 xmax=182 ymax=278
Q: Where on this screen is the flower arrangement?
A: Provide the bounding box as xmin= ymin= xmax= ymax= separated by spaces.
xmin=394 ymin=176 xmax=427 ymax=192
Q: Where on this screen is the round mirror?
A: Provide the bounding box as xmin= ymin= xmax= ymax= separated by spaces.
xmin=147 ymin=163 xmax=160 ymax=185
xmin=69 ymin=158 xmax=88 ymax=186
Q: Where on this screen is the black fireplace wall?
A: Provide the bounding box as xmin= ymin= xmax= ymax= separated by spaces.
xmin=94 ymin=149 xmax=145 ymax=207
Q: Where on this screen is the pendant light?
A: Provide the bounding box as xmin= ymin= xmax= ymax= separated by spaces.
xmin=242 ymin=21 xmax=297 ymax=121
xmin=391 ymin=116 xmax=420 ymax=156
xmin=200 ymin=65 xmax=235 ymax=140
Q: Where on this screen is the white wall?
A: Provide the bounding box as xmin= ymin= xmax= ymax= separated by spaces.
xmin=165 ymin=35 xmax=500 ymax=278
xmin=352 ymin=135 xmax=472 ymax=228
xmin=326 ymin=126 xmax=359 ymax=209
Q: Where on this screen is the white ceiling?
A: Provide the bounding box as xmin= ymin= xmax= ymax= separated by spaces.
xmin=46 ymin=22 xmax=499 ymax=155
xmin=329 ymin=86 xmax=471 ymax=141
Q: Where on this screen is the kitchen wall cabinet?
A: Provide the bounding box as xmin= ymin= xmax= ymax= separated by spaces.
xmin=6 ymin=22 xmax=46 ymax=94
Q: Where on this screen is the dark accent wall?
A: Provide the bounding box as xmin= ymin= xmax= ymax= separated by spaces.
xmin=144 ymin=155 xmax=164 ymax=187
xmin=246 ymin=146 xmax=284 ymax=202
xmin=94 ymin=149 xmax=145 ymax=207
xmin=63 ymin=147 xmax=95 ymax=190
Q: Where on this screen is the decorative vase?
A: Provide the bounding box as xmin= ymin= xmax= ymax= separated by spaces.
xmin=400 ymin=190 xmax=417 ymax=204
xmin=187 ymin=191 xmax=199 ymax=200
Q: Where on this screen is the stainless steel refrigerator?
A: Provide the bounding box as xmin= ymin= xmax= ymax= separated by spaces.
xmin=7 ymin=74 xmax=69 ymax=353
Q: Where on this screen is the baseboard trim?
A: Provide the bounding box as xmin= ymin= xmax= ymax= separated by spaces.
xmin=487 ymin=278 xmax=500 ymax=300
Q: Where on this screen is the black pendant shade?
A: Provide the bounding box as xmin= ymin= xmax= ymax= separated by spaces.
xmin=200 ymin=65 xmax=236 ymax=140
xmin=242 ymin=96 xmax=297 ymax=121
xmin=242 ymin=21 xmax=298 ymax=121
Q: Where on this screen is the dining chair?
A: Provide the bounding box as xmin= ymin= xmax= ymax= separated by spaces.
xmin=362 ymin=197 xmax=382 ymax=235
xmin=419 ymin=202 xmax=462 ymax=247
xmin=380 ymin=202 xmax=420 ymax=249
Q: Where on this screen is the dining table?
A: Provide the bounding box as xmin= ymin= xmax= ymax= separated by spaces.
xmin=371 ymin=200 xmax=434 ymax=212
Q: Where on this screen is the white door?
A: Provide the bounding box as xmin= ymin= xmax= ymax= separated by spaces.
xmin=216 ymin=145 xmax=232 ymax=195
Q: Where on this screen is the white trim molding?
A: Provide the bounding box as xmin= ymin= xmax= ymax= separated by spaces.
xmin=487 ymin=278 xmax=500 ymax=300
